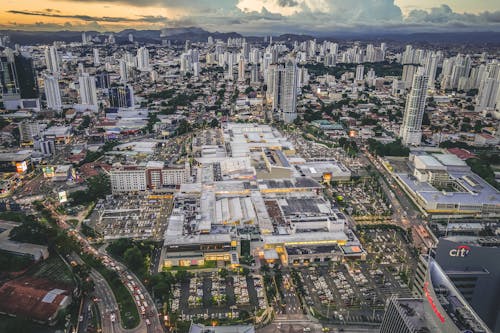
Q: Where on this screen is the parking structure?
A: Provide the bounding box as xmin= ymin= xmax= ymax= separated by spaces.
xmin=87 ymin=193 xmax=173 ymax=240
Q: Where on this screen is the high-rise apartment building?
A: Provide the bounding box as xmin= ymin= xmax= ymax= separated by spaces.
xmin=93 ymin=48 xmax=100 ymax=66
xmin=269 ymin=59 xmax=298 ymax=123
xmin=355 ymin=64 xmax=364 ymax=81
xmin=43 ymin=74 xmax=62 ymax=111
xmin=137 ymin=46 xmax=150 ymax=71
xmin=44 ymin=46 xmax=59 ymax=74
xmin=400 ymin=67 xmax=428 ymax=146
xmin=78 ymin=73 xmax=98 ymax=108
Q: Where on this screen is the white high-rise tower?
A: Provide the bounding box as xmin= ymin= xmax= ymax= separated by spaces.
xmin=238 ymin=56 xmax=245 ymax=82
xmin=119 ymin=59 xmax=128 ymax=83
xmin=400 ymin=67 xmax=428 ymax=146
xmin=137 ymin=47 xmax=150 ymax=71
xmin=79 ymin=73 xmax=98 ymax=108
xmin=44 ymin=75 xmax=62 ymax=111
xmin=93 ymin=48 xmax=100 ymax=66
xmin=44 ymin=46 xmax=59 ymax=74
xmin=355 ymin=65 xmax=364 ymax=81
xmin=271 ymin=59 xmax=298 ymax=123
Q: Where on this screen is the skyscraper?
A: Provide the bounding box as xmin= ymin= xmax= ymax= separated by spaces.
xmin=381 ymin=257 xmax=491 ymax=333
xmin=355 ymin=64 xmax=364 ymax=81
xmin=93 ymin=48 xmax=100 ymax=66
xmin=137 ymin=46 xmax=150 ymax=71
xmin=0 ymin=55 xmax=19 ymax=96
xmin=43 ymin=75 xmax=62 ymax=111
xmin=78 ymin=73 xmax=98 ymax=108
xmin=425 ymin=52 xmax=440 ymax=88
xmin=400 ymin=67 xmax=428 ymax=146
xmin=119 ymin=59 xmax=128 ymax=83
xmin=95 ymin=71 xmax=110 ymax=89
xmin=434 ymin=236 xmax=500 ymax=333
xmin=109 ymin=85 xmax=134 ymax=108
xmin=238 ymin=56 xmax=245 ymax=82
xmin=270 ymin=59 xmax=298 ymax=123
xmin=44 ymin=46 xmax=59 ymax=74
xmin=250 ymin=63 xmax=259 ymax=84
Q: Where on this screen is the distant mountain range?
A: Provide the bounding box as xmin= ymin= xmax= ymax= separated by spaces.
xmin=1 ymin=27 xmax=500 ymax=45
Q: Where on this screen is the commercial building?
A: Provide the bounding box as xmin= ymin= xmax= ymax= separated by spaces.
xmin=109 ymin=85 xmax=134 ymax=108
xmin=396 ymin=151 xmax=500 ymax=218
xmin=434 ymin=236 xmax=500 ymax=333
xmin=19 ymin=120 xmax=46 ymax=145
xmin=296 ymin=161 xmax=351 ymax=182
xmin=382 ymin=257 xmax=491 ymax=333
xmin=189 ymin=323 xmax=254 ymax=333
xmin=0 ymin=151 xmax=32 ymax=173
xmin=110 ymin=162 xmax=189 ymax=193
xmin=158 ymin=124 xmax=361 ymax=269
xmin=1 ymin=53 xmax=39 ymax=110
xmin=0 ymin=220 xmax=49 ymax=261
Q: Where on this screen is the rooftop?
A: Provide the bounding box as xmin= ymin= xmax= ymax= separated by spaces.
xmin=0 ymin=276 xmax=71 ymax=323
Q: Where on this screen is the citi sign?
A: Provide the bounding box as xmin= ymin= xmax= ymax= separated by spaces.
xmin=449 ymin=245 xmax=471 ymax=257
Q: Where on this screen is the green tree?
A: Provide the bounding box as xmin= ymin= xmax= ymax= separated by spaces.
xmin=124 ymin=247 xmax=144 ymax=273
xmin=209 ymin=118 xmax=219 ymax=128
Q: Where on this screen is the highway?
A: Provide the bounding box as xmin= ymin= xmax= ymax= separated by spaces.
xmin=361 ymin=148 xmax=436 ymax=250
xmin=102 ymin=247 xmax=164 ymax=333
xmin=48 ymin=202 xmax=162 ymax=333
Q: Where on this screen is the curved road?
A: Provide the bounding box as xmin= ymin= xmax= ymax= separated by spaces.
xmin=48 ymin=202 xmax=163 ymax=333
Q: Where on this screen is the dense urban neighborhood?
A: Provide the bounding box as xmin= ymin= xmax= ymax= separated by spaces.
xmin=0 ymin=11 xmax=500 ymax=333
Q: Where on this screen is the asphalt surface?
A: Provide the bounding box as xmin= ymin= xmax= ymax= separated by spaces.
xmin=48 ymin=202 xmax=162 ymax=333
xmin=105 ymin=249 xmax=163 ymax=333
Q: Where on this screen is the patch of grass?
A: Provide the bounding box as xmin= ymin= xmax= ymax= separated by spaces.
xmin=0 ymin=315 xmax=57 ymax=333
xmin=28 ymin=256 xmax=75 ymax=285
xmin=241 ymin=239 xmax=250 ymax=257
xmin=0 ymin=211 xmax=27 ymax=222
xmin=163 ymin=260 xmax=217 ymax=272
xmin=0 ymin=250 xmax=33 ymax=272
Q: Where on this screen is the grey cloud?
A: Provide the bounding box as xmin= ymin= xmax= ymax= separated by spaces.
xmin=6 ymin=0 xmax=500 ymax=33
xmin=277 ymin=0 xmax=298 ymax=7
xmin=7 ymin=9 xmax=168 ymax=23
xmin=406 ymin=5 xmax=500 ymax=25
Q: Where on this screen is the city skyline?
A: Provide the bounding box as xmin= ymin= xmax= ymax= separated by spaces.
xmin=0 ymin=2 xmax=499 ymax=332
xmin=1 ymin=0 xmax=500 ymax=34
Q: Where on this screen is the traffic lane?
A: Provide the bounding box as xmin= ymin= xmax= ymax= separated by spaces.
xmin=78 ymin=298 xmax=91 ymax=333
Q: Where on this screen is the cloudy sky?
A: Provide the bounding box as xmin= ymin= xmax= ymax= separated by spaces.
xmin=1 ymin=0 xmax=500 ymax=34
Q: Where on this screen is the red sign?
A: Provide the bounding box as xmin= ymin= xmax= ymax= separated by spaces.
xmin=424 ymin=281 xmax=446 ymax=323
xmin=449 ymin=245 xmax=471 ymax=257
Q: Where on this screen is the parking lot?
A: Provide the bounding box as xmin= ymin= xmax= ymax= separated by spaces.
xmin=294 ymin=259 xmax=411 ymax=324
xmin=292 ymin=227 xmax=416 ymax=325
xmin=286 ymin=132 xmax=365 ymax=173
xmin=88 ymin=194 xmax=173 ymax=240
xmin=357 ymin=227 xmax=416 ymax=284
xmin=333 ymin=178 xmax=392 ymax=218
xmin=170 ymin=271 xmax=267 ymax=322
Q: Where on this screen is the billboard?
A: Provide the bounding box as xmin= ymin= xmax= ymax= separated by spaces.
xmin=43 ymin=166 xmax=55 ymax=178
xmin=16 ymin=161 xmax=28 ymax=173
xmin=58 ymin=191 xmax=68 ymax=203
